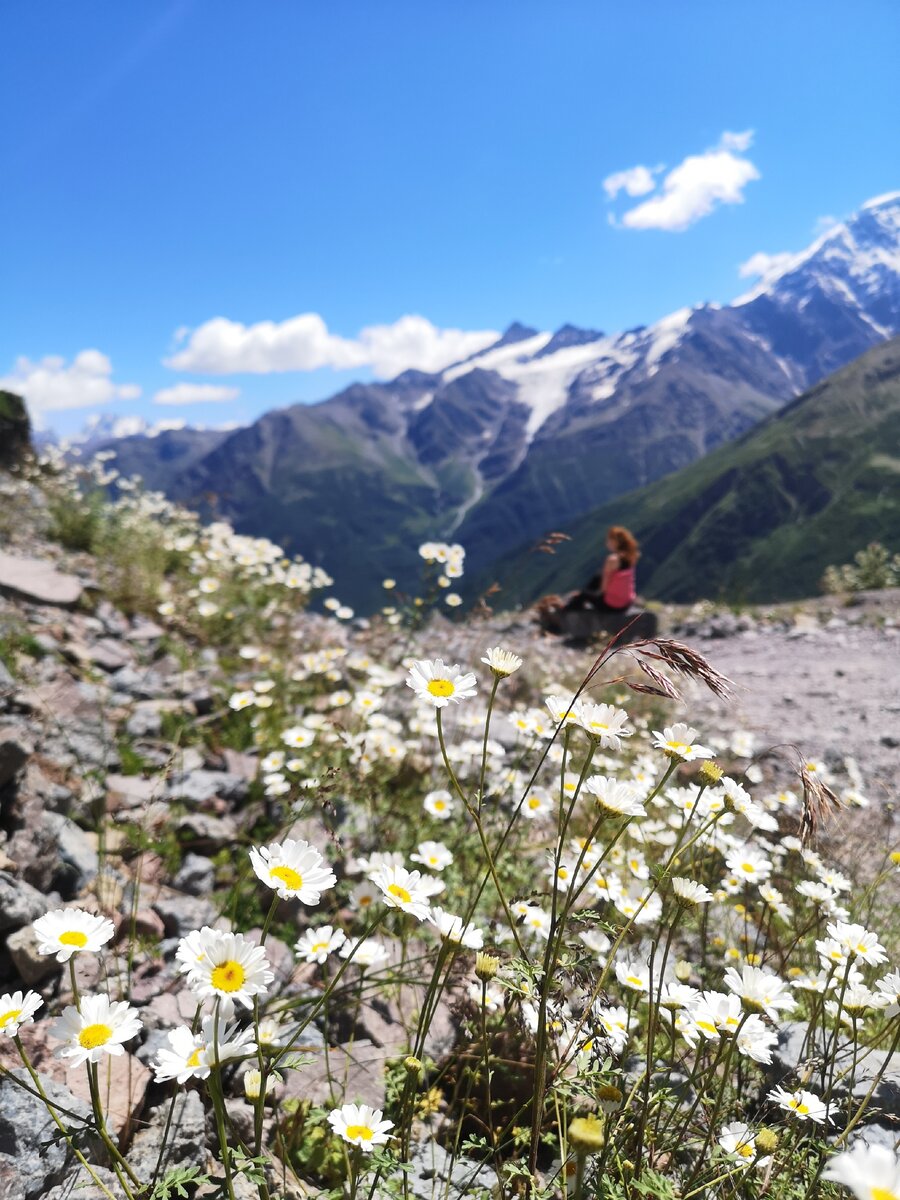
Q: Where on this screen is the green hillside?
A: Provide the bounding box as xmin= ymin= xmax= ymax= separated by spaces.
xmin=486 ymin=336 xmax=900 ymax=608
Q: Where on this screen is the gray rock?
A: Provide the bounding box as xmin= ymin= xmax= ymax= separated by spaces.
xmin=0 ymin=1068 xmax=94 ymax=1200
xmin=43 ymin=813 xmax=99 ymax=891
xmin=0 ymin=553 xmax=83 ymax=609
xmin=167 ymin=769 xmax=248 ymax=807
xmin=773 ymin=1021 xmax=900 ymax=1117
xmin=152 ymin=891 xmax=217 ymax=938
xmin=125 ymin=705 xmax=163 ymax=739
xmin=43 ymin=1167 xmax=127 ymax=1200
xmin=125 ymin=1091 xmax=207 ymax=1182
xmin=376 ymin=1139 xmax=499 ymax=1200
xmin=173 ymin=853 xmax=216 ymax=896
xmin=0 ymin=728 xmax=31 ymax=789
xmin=176 ymin=812 xmax=239 ymax=851
xmin=6 ymin=925 xmax=59 ymax=985
xmin=0 ymin=871 xmax=48 ymax=932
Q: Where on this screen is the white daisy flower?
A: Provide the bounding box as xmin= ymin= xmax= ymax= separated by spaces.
xmin=423 ymin=789 xmax=454 ymax=820
xmin=33 ymin=909 xmax=116 ymax=963
xmin=575 ymin=701 xmax=632 ymax=750
xmin=723 ymin=964 xmax=796 ymax=1020
xmin=339 ymin=937 xmax=389 ymax=969
xmin=768 ymin=1085 xmax=830 ymax=1124
xmin=51 ymin=994 xmax=142 ymax=1068
xmin=249 ymin=838 xmax=336 ymax=905
xmin=0 ymin=990 xmax=43 ymax=1038
xmin=823 ymin=1142 xmax=900 ymax=1200
xmin=281 ymin=726 xmax=316 ymax=749
xmin=428 ymin=907 xmax=484 ymax=950
xmin=189 ymin=930 xmax=274 ymax=1011
xmin=406 ymin=659 xmax=477 ymax=709
xmin=410 ymin=841 xmax=454 ymax=871
xmin=368 ymin=864 xmax=432 ymax=921
xmin=651 ymin=723 xmax=713 ymax=761
xmin=295 ymin=925 xmax=346 ymax=964
xmin=481 ymin=647 xmax=523 ymax=678
xmin=827 ymin=921 xmax=888 ymax=966
xmin=672 ymin=877 xmax=713 ymax=906
xmin=584 ymin=775 xmax=646 ymax=818
xmin=521 ymin=786 xmax=553 ymax=820
xmin=152 ymin=1017 xmax=256 ymax=1084
xmin=228 ymin=690 xmax=257 ymax=711
xmin=327 ymin=1102 xmax=394 ymax=1151
xmin=718 ymin=1121 xmax=769 ymax=1170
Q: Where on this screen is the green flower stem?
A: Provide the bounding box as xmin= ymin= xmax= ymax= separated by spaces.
xmin=435 ymin=707 xmax=527 ymax=960
xmin=211 ymin=999 xmax=238 ymax=1200
xmin=477 ymin=675 xmax=500 ymax=816
xmin=835 ymin=1015 xmax=900 ymax=1145
xmin=86 ymin=1059 xmax=139 ymax=1199
xmin=12 ymin=1038 xmax=118 ymax=1200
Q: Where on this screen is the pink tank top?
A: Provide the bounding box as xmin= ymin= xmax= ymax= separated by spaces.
xmin=603 ymin=565 xmax=636 ymax=609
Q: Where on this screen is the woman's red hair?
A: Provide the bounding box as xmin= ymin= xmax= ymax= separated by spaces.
xmin=607 ymin=525 xmax=640 ymax=567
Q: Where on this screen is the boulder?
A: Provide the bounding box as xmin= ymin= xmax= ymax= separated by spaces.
xmin=0 ymin=1067 xmax=94 ymax=1200
xmin=0 ymin=553 xmax=83 ymax=609
xmin=0 ymin=728 xmax=31 ymax=790
xmin=0 ymin=1023 xmax=150 ymax=1141
xmin=172 ymin=853 xmax=216 ymax=896
xmin=0 ymin=871 xmax=48 ymax=932
xmin=6 ymin=925 xmax=59 ymax=985
xmin=167 ymin=769 xmax=248 ymax=807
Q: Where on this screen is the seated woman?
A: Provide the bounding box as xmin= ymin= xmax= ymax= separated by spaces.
xmin=563 ymin=525 xmax=639 ymax=614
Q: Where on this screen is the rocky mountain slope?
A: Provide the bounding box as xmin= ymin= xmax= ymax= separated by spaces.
xmin=91 ymin=193 xmax=900 ymax=611
xmin=488 ymin=334 xmax=900 ymax=607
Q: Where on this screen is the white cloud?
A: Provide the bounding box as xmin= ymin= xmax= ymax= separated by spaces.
xmin=154 ymin=382 xmax=240 ymax=406
xmin=0 ymin=350 xmax=141 ymax=428
xmin=165 ymin=313 xmax=499 ymax=378
xmin=719 ymin=130 xmax=754 ymax=152
xmin=738 ymin=250 xmax=794 ymax=281
xmin=602 ymin=165 xmax=659 ymax=199
xmin=610 ymin=131 xmax=759 ymax=232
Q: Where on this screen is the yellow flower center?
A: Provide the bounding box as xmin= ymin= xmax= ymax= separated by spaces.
xmin=0 ymin=1008 xmax=22 ymax=1029
xmin=696 ymin=1020 xmax=718 ymax=1035
xmin=433 ymin=800 xmax=446 ymax=811
xmin=626 ymin=975 xmax=644 ymax=988
xmin=345 ymin=1124 xmax=374 ymax=1142
xmin=427 ymin=679 xmax=454 ymax=698
xmin=788 ymin=1098 xmax=809 ymax=1114
xmin=59 ymin=930 xmax=89 ymax=948
xmin=871 ymin=1190 xmax=898 ymax=1200
xmin=186 ymin=1048 xmax=203 ymax=1068
xmin=667 ymin=741 xmax=689 ymax=751
xmin=737 ymin=1142 xmax=754 ymax=1158
xmin=741 ymin=863 xmax=755 ymax=874
xmin=388 ymin=883 xmax=412 ymax=904
xmin=211 ymin=960 xmax=246 ymax=993
xmin=311 ymin=941 xmax=329 ymax=954
xmin=270 ymin=865 xmax=303 ymax=891
xmin=79 ymin=1023 xmax=112 ymax=1049
xmin=528 ymin=798 xmax=540 ymax=809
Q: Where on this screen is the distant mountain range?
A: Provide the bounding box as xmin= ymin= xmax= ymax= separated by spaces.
xmin=87 ymin=192 xmax=900 ymax=610
xmin=485 ymin=334 xmax=900 ymax=607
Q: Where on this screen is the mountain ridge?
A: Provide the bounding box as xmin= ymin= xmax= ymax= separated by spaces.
xmin=83 ymin=192 xmax=900 ymax=611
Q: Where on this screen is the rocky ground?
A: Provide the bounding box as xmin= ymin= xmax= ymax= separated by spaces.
xmin=0 ymin=489 xmax=897 ymax=1197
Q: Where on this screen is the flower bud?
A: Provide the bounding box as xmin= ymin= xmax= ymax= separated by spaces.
xmin=754 ymin=1127 xmax=779 ymax=1153
xmin=596 ymin=1084 xmax=623 ymax=1114
xmin=697 ymin=760 xmax=724 ymax=787
xmin=674 ymin=960 xmax=692 ymax=982
xmin=404 ymin=1055 xmax=424 ymax=1078
xmin=568 ymin=1114 xmax=605 ymax=1154
xmin=475 ymin=952 xmax=500 ymax=981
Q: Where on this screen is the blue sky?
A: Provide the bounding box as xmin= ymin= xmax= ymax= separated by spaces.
xmin=2 ymin=1 xmax=898 ymax=434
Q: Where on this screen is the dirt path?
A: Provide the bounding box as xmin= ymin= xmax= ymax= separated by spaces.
xmin=677 ymin=615 xmax=899 ymax=803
